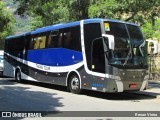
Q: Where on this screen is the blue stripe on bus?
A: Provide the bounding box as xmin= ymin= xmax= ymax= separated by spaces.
xmin=27 ymin=48 xmax=83 ymax=66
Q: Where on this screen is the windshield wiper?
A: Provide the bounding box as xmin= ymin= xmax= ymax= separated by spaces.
xmin=123 ymin=45 xmax=132 ymax=66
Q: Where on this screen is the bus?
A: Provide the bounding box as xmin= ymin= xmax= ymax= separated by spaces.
xmin=3 ymin=18 xmax=148 ymax=94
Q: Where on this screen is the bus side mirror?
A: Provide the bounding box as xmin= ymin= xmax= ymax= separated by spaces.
xmin=102 ymin=34 xmax=115 ymax=50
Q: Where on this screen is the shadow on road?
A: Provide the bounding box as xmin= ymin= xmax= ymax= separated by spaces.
xmin=0 ymin=79 xmax=64 ymax=119
xmin=82 ymin=90 xmax=157 ymax=101
xmin=9 ymin=79 xmax=68 ymax=92
xmin=5 ymin=79 xmax=158 ymax=101
xmin=1 ymin=79 xmax=159 ymax=118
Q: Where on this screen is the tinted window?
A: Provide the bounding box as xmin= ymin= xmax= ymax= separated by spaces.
xmin=84 ymin=23 xmax=102 ymax=70
xmin=47 ymin=26 xmax=81 ymax=52
xmin=70 ymin=26 xmax=81 ymax=51
xmin=47 ymin=30 xmax=59 ymax=48
xmin=5 ymin=36 xmax=25 ymax=58
xmin=105 ymin=22 xmax=128 ymax=38
xmin=92 ymin=38 xmax=105 ymax=73
xmin=127 ymin=25 xmax=144 ymax=41
xmin=8 ymin=38 xmax=24 ymax=52
xmin=30 ymin=33 xmax=47 ymax=50
xmin=33 ymin=36 xmax=46 ymax=49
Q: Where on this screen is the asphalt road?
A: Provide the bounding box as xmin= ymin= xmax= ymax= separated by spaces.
xmin=0 ymin=78 xmax=160 ymax=119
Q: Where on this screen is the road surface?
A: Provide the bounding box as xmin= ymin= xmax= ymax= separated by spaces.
xmin=0 ymin=78 xmax=160 ymax=119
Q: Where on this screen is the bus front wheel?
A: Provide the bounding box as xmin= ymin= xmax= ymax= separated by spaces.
xmin=69 ymin=75 xmax=81 ymax=94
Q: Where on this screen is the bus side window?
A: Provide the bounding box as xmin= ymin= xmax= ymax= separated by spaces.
xmin=32 ymin=35 xmax=47 ymax=50
xmin=47 ymin=31 xmax=59 ymax=48
xmin=33 ymin=38 xmax=38 ymax=49
xmin=47 ymin=26 xmax=81 ymax=51
xmin=70 ymin=26 xmax=81 ymax=52
xmin=25 ymin=35 xmax=31 ymax=50
xmin=58 ymin=33 xmax=63 ymax=47
xmin=64 ymin=31 xmax=72 ymax=49
xmin=40 ymin=36 xmax=46 ymax=49
xmin=47 ymin=34 xmax=52 ymax=48
xmin=63 ymin=26 xmax=81 ymax=51
xmin=29 ymin=38 xmax=34 ymax=49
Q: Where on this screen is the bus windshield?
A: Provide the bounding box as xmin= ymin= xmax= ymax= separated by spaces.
xmin=104 ymin=22 xmax=147 ymax=67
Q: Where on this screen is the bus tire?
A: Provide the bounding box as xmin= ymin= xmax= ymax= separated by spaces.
xmin=69 ymin=75 xmax=81 ymax=94
xmin=15 ymin=69 xmax=21 ymax=82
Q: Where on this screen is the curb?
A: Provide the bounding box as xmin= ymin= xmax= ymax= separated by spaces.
xmin=148 ymin=80 xmax=160 ymax=84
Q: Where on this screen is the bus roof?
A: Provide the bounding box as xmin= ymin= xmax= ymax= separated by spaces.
xmin=82 ymin=18 xmax=138 ymax=26
xmin=32 ymin=18 xmax=138 ymax=35
xmin=6 ymin=18 xmax=139 ymax=38
xmin=31 ymin=21 xmax=80 ymax=34
xmin=6 ymin=32 xmax=30 ymax=40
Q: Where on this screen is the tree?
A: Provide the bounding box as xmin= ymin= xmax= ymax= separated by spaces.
xmin=89 ymin=0 xmax=160 ymax=24
xmin=0 ymin=1 xmax=15 ymax=49
xmin=13 ymin=0 xmax=90 ymax=26
xmin=13 ymin=0 xmax=70 ymax=26
xmin=89 ymin=0 xmax=118 ymax=19
xmin=142 ymin=18 xmax=160 ymax=40
xmin=14 ymin=0 xmax=160 ymax=25
xmin=13 ymin=0 xmax=160 ymax=40
xmin=66 ymin=0 xmax=90 ymax=21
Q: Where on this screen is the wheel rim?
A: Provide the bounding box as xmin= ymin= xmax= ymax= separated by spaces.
xmin=71 ymin=77 xmax=79 ymax=90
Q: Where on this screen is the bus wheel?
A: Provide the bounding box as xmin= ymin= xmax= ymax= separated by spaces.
xmin=15 ymin=70 xmax=21 ymax=82
xmin=69 ymin=75 xmax=81 ymax=94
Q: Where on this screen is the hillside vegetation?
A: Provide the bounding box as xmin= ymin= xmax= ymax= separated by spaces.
xmin=0 ymin=0 xmax=159 ymax=49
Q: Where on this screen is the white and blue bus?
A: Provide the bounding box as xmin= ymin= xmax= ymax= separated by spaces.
xmin=4 ymin=19 xmax=148 ymax=93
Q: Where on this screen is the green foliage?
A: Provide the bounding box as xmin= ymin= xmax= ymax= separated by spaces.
xmin=13 ymin=0 xmax=160 ymax=24
xmin=89 ymin=0 xmax=160 ymax=24
xmin=89 ymin=0 xmax=118 ymax=19
xmin=142 ymin=18 xmax=160 ymax=39
xmin=0 ymin=1 xmax=15 ymax=49
xmin=28 ymin=16 xmax=43 ymax=30
xmin=13 ymin=0 xmax=70 ymax=26
xmin=152 ymin=18 xmax=160 ymax=39
xmin=66 ymin=0 xmax=90 ymax=20
xmin=13 ymin=17 xmax=31 ymax=32
xmin=3 ymin=0 xmax=18 ymax=8
xmin=142 ymin=22 xmax=155 ymax=39
xmin=8 ymin=0 xmax=160 ymax=40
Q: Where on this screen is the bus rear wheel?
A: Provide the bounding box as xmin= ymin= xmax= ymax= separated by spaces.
xmin=15 ymin=70 xmax=21 ymax=82
xmin=69 ymin=75 xmax=81 ymax=94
